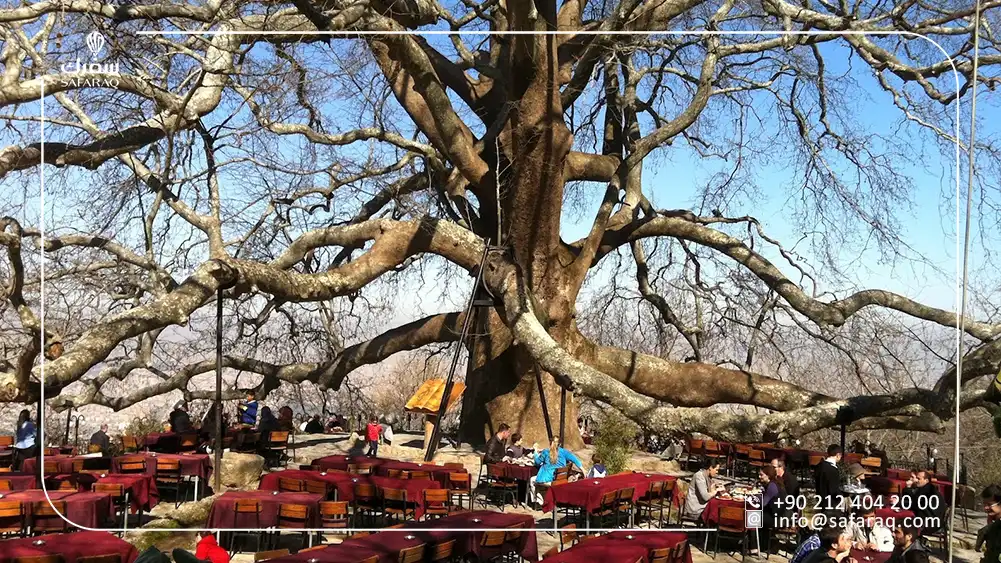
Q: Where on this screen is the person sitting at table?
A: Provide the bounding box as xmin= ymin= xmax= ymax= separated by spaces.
xmin=506 ymin=433 xmax=529 ymax=458
xmin=803 ymin=526 xmax=856 ymax=563
xmin=257 ymin=406 xmax=280 ymax=437
xmin=13 ymin=409 xmax=36 ymax=471
xmin=903 ymin=470 xmax=942 ymax=533
xmin=976 ymin=484 xmax=1001 ymax=563
xmin=530 ymin=441 xmax=584 ymax=507
xmin=89 ymin=424 xmax=111 ymax=455
xmin=325 ymin=414 xmax=344 ymax=433
xmin=586 ymin=454 xmax=607 ymax=478
xmin=791 ymin=529 xmax=823 ymax=563
xmin=845 ymin=462 xmax=869 ymax=492
xmin=772 ymin=458 xmax=801 ymax=498
xmin=484 ymin=423 xmax=511 ymax=464
xmin=815 ymin=444 xmax=844 ymax=515
xmin=682 ymin=459 xmax=725 ymax=521
xmin=886 ymin=523 xmax=930 ymax=563
xmin=238 ymin=391 xmax=259 ymax=426
xmin=847 ymin=505 xmax=893 ymax=552
xmin=277 ymin=406 xmax=295 ymax=431
xmin=169 ymin=401 xmax=193 ymax=433
xmin=304 ymin=415 xmax=324 ymax=433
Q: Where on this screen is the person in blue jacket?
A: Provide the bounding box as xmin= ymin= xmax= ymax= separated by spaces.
xmin=529 ymin=441 xmax=584 ymax=507
xmin=238 ymin=391 xmax=258 ymax=426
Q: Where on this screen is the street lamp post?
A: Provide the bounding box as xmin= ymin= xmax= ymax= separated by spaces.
xmin=71 ymin=414 xmax=85 ymax=449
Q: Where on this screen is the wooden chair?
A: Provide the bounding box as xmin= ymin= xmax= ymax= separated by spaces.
xmin=381 ymin=487 xmax=416 ymax=524
xmin=253 ymin=549 xmax=289 ymax=562
xmin=767 ymin=517 xmax=800 ymax=558
xmin=0 ymin=436 xmax=13 ymax=448
xmin=121 ymin=436 xmax=140 ymax=453
xmin=614 ymin=487 xmax=635 ymax=527
xmin=42 ymin=461 xmax=60 ymax=475
xmin=264 ymin=432 xmax=290 ymax=469
xmin=685 ymin=439 xmax=705 ymax=471
xmin=713 ymin=505 xmax=752 ymax=560
xmin=588 ymin=490 xmax=619 ymax=530
xmin=155 ymin=459 xmax=186 ymax=508
xmin=278 ymin=477 xmax=305 ymax=493
xmin=442 ymin=463 xmax=465 ymax=470
xmin=541 ymin=546 xmax=559 ymax=559
xmin=304 ymin=479 xmax=332 ymax=500
xmin=407 ymin=470 xmax=431 ymax=481
xmin=229 ymin=499 xmax=263 ymax=553
xmin=637 ymin=481 xmax=667 ymax=528
xmin=704 ymin=441 xmax=728 ymax=472
xmin=398 ymin=544 xmax=426 ymax=563
xmin=274 ymin=503 xmax=310 ymax=548
xmin=860 ymin=456 xmax=883 ymax=475
xmin=423 ymin=488 xmax=451 ymax=520
xmin=118 ymin=457 xmax=147 ymax=474
xmin=484 ymin=464 xmax=518 ymax=511
xmin=43 ymin=448 xmax=61 ymax=457
xmin=299 ymin=546 xmax=327 ymax=553
xmin=348 ymin=464 xmax=373 ymax=475
xmin=559 ymin=524 xmax=578 ymax=551
xmin=93 ymin=482 xmax=130 ymax=527
xmin=650 ymin=547 xmax=672 ymax=563
xmin=732 ymin=444 xmax=751 ymax=478
xmin=12 ymin=556 xmax=64 ymax=563
xmin=386 ymin=469 xmax=404 ymax=479
xmin=0 ymin=500 xmax=26 ymax=538
xmin=0 ymin=466 xmax=11 ymax=473
xmin=31 ymin=500 xmax=69 ymax=534
xmin=352 ymin=483 xmax=379 ymax=526
xmin=447 ymin=472 xmax=472 ymax=511
xmin=78 ymin=555 xmax=122 ymax=563
xmin=87 ymin=444 xmax=103 ymax=454
xmin=0 ymin=479 xmax=11 ymax=492
xmin=748 ymin=449 xmax=768 ymax=471
xmin=670 ymin=540 xmax=689 ymax=563
xmin=178 ymin=433 xmax=200 ymax=453
xmin=430 ymin=539 xmax=456 ymax=563
xmin=318 ymin=500 xmax=350 ymax=531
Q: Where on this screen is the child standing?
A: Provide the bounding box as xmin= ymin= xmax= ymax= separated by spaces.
xmin=586 ymin=454 xmax=607 ymax=478
xmin=365 ymin=415 xmax=382 ymax=457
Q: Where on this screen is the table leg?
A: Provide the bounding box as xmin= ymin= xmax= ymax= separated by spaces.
xmin=194 ymin=476 xmax=200 ymax=501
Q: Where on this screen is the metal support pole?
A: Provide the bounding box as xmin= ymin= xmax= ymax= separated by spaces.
xmin=64 ymin=409 xmax=72 ymax=445
xmin=74 ymin=418 xmax=80 ymax=448
xmin=214 ymin=287 xmax=224 ymax=493
xmin=840 ymin=423 xmax=846 ymax=455
xmin=559 ymin=386 xmax=567 ymax=445
xmin=534 ymin=367 xmax=554 ymax=443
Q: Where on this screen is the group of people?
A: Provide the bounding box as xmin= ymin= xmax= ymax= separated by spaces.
xmin=482 ymin=423 xmax=608 ymax=508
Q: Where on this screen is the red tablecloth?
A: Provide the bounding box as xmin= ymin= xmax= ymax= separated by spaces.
xmin=5 ymin=489 xmax=114 ymax=529
xmin=143 ymin=432 xmax=181 ymax=452
xmin=81 ymin=474 xmax=160 ymax=513
xmin=0 ymin=473 xmax=37 ymax=491
xmin=542 ymin=472 xmax=676 ymax=513
xmin=262 ymin=470 xmax=442 ymax=518
xmin=850 ymin=549 xmax=892 ymax=563
xmin=206 ymin=491 xmax=323 ymax=528
xmin=335 ymin=511 xmax=538 ymax=563
xmin=494 ymin=462 xmax=538 ymax=482
xmin=0 ymin=531 xmax=139 ymax=563
xmin=865 ymin=476 xmax=952 ymax=499
xmin=22 ymin=456 xmax=108 ymax=475
xmin=310 ymin=456 xmax=464 ymax=486
xmin=701 ymin=497 xmax=744 ymax=527
xmin=875 ymin=507 xmax=914 ymax=523
xmin=112 ymin=453 xmax=213 ymax=481
xmin=543 ymin=531 xmax=691 ymax=563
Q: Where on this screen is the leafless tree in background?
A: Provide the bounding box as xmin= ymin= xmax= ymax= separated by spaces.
xmin=0 ymin=0 xmax=999 ymax=447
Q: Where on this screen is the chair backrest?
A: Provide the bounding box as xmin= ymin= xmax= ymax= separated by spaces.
xmin=71 ymin=459 xmax=86 ymax=473
xmin=382 ymin=487 xmax=408 ymax=503
xmin=397 ymin=544 xmax=426 ymax=563
xmin=430 ymin=539 xmax=456 ymax=562
xmin=304 ymin=480 xmax=329 ymax=497
xmin=278 ymin=477 xmax=305 ymax=492
xmin=671 ymin=540 xmax=689 ymax=563
xmin=235 ymin=498 xmax=262 ymax=513
xmin=0 ymin=436 xmax=13 ymax=448
xmin=486 ymin=464 xmax=505 ymax=479
xmin=559 ymin=524 xmax=578 ymax=545
xmin=78 ymin=555 xmax=123 ymax=563
xmin=705 ymin=441 xmax=720 ymax=453
xmin=844 ymin=453 xmax=863 ymax=465
xmin=719 ymin=505 xmax=746 ymax=529
xmin=598 ymin=490 xmax=618 ymax=509
xmin=88 ymin=444 xmax=103 ymax=454
xmin=424 ymin=488 xmax=449 ymax=505
xmin=689 ymin=439 xmax=704 ymax=453
xmin=0 ymin=479 xmax=11 ymax=492
xmin=0 ymin=499 xmax=23 ymax=519
xmin=541 ymin=546 xmax=559 ymax=559
xmin=319 ymin=500 xmax=349 ymax=526
xmin=860 ymin=456 xmax=882 ymax=469
xmin=179 ymin=433 xmax=199 ymax=448
xmin=43 ymin=461 xmax=60 ymax=474
xmin=449 ymin=473 xmax=470 ymax=490
xmin=277 ymin=503 xmax=309 ymax=527
xmin=354 ymin=483 xmax=376 ymax=500
xmin=504 ymin=522 xmax=524 ymax=542
xmin=442 ymin=463 xmax=465 ymax=470
xmin=808 ymin=454 xmax=824 ymax=466
xmin=888 ymin=482 xmax=903 ymax=495
xmin=94 ymin=482 xmax=126 ymax=500
xmin=650 ymin=547 xmax=672 ymax=563
xmin=749 ymin=449 xmax=765 ymax=461
xmin=643 ymin=481 xmax=664 ymax=500
xmin=348 ymin=464 xmax=373 ymax=475
xmin=268 ymin=431 xmax=290 ymax=446
xmin=33 ymin=500 xmax=66 ymax=517
xmin=734 ymin=444 xmax=751 ymax=455
xmin=298 ymin=546 xmax=327 ymax=553
xmin=119 ymin=456 xmax=147 ymax=473
xmin=253 ymin=549 xmax=290 ymax=562
xmin=122 ymin=436 xmax=140 ymax=451
xmin=386 ymin=469 xmax=404 ymax=479
xmin=407 ymin=470 xmax=431 ymax=481
xmin=43 ymin=448 xmax=60 ymax=457
xmin=156 ymin=459 xmax=182 ymax=477
xmin=480 ymin=530 xmax=506 ymax=547
xmin=555 ymin=466 xmax=570 ymax=480
xmin=616 ymin=487 xmax=635 ymax=503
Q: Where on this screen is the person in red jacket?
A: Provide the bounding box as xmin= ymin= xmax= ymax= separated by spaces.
xmin=172 ymin=531 xmax=229 ymax=563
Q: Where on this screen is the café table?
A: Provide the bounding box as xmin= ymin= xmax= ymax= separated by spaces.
xmin=0 ymin=473 xmax=37 ymax=491
xmin=112 ymin=452 xmax=212 ymax=500
xmin=74 ymin=473 xmax=160 ymax=513
xmin=4 ymin=489 xmax=114 ymax=529
xmin=492 ymin=461 xmax=539 ymax=504
xmin=543 ymin=531 xmax=692 ymax=563
xmin=542 ymin=472 xmax=677 ymax=528
xmin=700 ymin=497 xmax=745 ymax=527
xmin=260 ymin=471 xmax=442 ymax=519
xmin=0 ymin=530 xmax=139 ymax=563
xmin=206 ymin=490 xmax=324 ymax=529
xmin=309 ymin=456 xmax=464 ymax=487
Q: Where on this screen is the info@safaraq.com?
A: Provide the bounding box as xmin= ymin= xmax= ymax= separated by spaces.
xmin=770 ymin=513 xmax=942 ymax=530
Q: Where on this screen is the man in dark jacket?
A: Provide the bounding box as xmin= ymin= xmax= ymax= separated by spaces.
xmin=903 ymin=470 xmax=943 ymax=533
xmin=89 ymin=424 xmax=111 ymax=455
xmin=814 ymin=444 xmax=843 ymax=515
xmin=483 ymin=423 xmax=511 ymax=463
xmin=169 ymin=402 xmax=192 ymax=433
xmin=887 ymin=524 xmax=930 ymax=563
xmin=304 ymin=415 xmax=324 ymax=433
xmin=773 ymin=458 xmax=801 ymax=499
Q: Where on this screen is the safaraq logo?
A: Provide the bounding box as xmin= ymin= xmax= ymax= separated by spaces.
xmin=58 ymin=31 xmax=121 ymax=87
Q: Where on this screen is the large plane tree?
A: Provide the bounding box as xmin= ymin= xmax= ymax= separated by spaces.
xmin=1 ymin=0 xmax=999 ymax=447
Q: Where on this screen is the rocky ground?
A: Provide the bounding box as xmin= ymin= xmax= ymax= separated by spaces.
xmin=126 ymin=432 xmax=989 ymax=563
